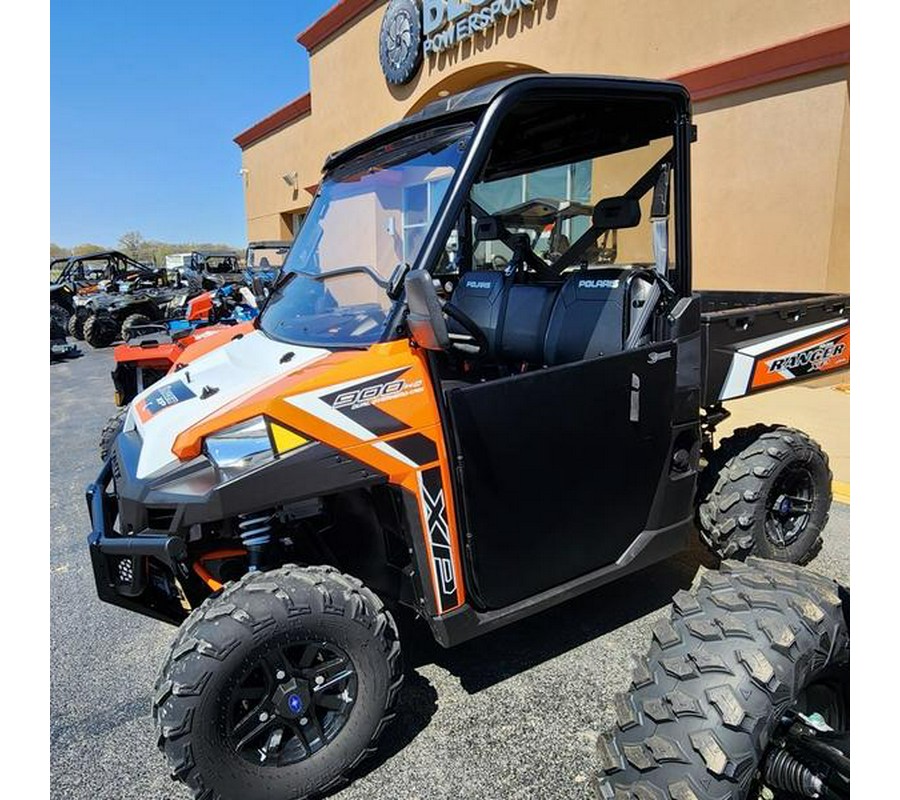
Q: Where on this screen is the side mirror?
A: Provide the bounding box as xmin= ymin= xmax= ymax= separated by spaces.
xmin=404 ymin=270 xmax=450 ymax=351
xmin=592 ymin=196 xmax=641 ymax=230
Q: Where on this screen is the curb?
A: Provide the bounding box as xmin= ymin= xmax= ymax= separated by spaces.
xmin=832 ymin=480 xmax=850 ymax=504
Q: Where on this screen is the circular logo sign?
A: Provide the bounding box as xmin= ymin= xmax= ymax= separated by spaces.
xmin=379 ymin=0 xmax=423 ymax=85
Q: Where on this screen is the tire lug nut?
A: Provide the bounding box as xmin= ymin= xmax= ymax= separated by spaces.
xmin=259 ymin=711 xmax=269 ymax=722
xmin=276 ymin=670 xmax=285 ymax=680
xmin=315 ymin=676 xmax=324 ymax=685
xmin=300 ymin=717 xmax=308 ymax=725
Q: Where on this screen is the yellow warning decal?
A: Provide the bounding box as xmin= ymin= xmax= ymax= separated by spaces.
xmin=269 ymin=421 xmax=310 ymax=455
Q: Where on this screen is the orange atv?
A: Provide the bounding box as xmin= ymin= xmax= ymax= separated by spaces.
xmin=86 ymin=76 xmax=849 ymax=800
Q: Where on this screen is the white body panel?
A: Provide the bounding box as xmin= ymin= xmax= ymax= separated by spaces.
xmin=126 ymin=330 xmax=328 ymax=478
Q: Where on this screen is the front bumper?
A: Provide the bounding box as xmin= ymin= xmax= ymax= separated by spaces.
xmin=86 ymin=458 xmax=189 ymax=625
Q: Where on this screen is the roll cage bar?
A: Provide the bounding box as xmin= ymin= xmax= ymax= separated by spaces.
xmin=364 ymin=75 xmax=693 ymax=342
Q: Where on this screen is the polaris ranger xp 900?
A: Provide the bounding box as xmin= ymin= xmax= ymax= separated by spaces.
xmin=86 ymin=75 xmax=850 ymax=800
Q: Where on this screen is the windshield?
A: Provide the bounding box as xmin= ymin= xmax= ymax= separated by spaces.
xmin=247 ymin=245 xmax=289 ymax=271
xmin=259 ymin=123 xmax=472 ymax=347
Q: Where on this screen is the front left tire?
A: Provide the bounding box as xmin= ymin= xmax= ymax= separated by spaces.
xmin=153 ymin=565 xmax=403 ymax=800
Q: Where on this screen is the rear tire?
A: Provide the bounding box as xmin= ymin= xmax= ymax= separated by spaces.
xmin=99 ymin=407 xmax=127 ymax=461
xmin=594 ymin=557 xmax=849 ymax=800
xmin=153 ymin=565 xmax=403 ymax=800
xmin=697 ymin=425 xmax=831 ymax=564
xmin=120 ymin=313 xmax=153 ymax=341
xmin=67 ymin=308 xmax=88 ymax=340
xmin=83 ymin=313 xmax=119 ymax=348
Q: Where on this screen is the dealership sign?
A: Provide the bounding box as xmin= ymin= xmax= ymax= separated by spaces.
xmin=380 ymin=0 xmax=535 ymax=85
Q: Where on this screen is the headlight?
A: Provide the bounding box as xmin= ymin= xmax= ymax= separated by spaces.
xmin=204 ymin=417 xmax=275 ymax=481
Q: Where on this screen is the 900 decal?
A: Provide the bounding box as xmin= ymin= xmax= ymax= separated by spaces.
xmin=333 ymin=380 xmax=405 ymax=409
xmin=331 ymin=376 xmax=424 ymax=410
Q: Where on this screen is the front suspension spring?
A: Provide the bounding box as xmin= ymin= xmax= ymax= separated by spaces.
xmin=237 ymin=513 xmax=274 ymax=571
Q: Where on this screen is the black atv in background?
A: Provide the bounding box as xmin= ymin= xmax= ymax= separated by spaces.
xmin=55 ymin=250 xmax=170 ymax=343
xmin=74 ymin=286 xmax=187 ymax=348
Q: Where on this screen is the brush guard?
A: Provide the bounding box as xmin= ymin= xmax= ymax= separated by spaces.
xmin=86 ymin=458 xmax=190 ymax=625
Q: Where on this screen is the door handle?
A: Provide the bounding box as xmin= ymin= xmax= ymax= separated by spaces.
xmin=630 ymin=373 xmax=640 ymax=422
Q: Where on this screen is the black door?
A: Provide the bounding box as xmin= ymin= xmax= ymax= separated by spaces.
xmin=446 ymin=342 xmax=677 ymax=609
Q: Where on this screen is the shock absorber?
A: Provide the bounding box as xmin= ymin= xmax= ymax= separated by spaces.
xmin=761 ymin=748 xmax=824 ymax=798
xmin=237 ymin=512 xmax=274 ymax=571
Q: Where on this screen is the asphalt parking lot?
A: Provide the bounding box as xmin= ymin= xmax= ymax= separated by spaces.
xmin=50 ymin=343 xmax=850 ymax=800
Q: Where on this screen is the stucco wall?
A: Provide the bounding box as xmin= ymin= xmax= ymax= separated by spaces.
xmin=240 ymin=0 xmax=849 ymax=292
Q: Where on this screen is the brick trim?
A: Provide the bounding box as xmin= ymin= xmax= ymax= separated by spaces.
xmin=297 ymin=0 xmax=381 ymax=51
xmin=234 ymin=93 xmax=312 ymax=149
xmin=669 ymin=23 xmax=849 ymax=102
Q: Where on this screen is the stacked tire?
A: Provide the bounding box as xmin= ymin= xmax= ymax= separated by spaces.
xmin=594 ymin=557 xmax=849 ymax=800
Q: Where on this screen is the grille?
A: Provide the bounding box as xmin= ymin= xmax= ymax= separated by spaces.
xmin=117 ymin=557 xmax=134 ymax=584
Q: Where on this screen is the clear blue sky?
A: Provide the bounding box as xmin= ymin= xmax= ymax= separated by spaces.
xmin=51 ymin=0 xmax=335 ymax=248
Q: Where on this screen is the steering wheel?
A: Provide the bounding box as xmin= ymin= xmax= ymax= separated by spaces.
xmin=443 ymin=302 xmax=489 ymax=357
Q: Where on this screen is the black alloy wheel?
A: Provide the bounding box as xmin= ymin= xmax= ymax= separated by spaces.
xmin=765 ymin=464 xmax=815 ymax=548
xmin=697 ymin=424 xmax=832 ymax=564
xmin=225 ymin=639 xmax=358 ymax=767
xmin=154 ymin=565 xmax=403 ymax=800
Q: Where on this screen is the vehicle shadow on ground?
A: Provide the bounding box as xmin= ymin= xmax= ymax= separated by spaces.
xmin=338 ymin=668 xmax=438 ymax=789
xmin=402 ymin=534 xmax=719 ymax=694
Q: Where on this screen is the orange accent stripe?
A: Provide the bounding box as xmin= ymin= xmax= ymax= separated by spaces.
xmin=135 ymin=398 xmax=151 ymax=423
xmin=751 ymin=327 xmax=850 ymax=389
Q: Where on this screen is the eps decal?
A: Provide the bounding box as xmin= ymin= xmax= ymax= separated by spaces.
xmin=135 ymin=380 xmax=195 ymax=421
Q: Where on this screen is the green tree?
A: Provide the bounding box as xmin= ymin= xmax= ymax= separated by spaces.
xmin=71 ymin=243 xmax=107 ymax=256
xmin=118 ymin=231 xmax=145 ymax=257
xmin=50 ymin=243 xmax=71 ymax=259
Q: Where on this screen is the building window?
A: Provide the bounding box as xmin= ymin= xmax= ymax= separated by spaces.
xmin=472 ymin=160 xmax=593 ymax=264
xmin=402 ymin=177 xmax=452 ymax=262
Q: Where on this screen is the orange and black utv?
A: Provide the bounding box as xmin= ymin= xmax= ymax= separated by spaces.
xmin=86 ymin=75 xmax=849 ymax=800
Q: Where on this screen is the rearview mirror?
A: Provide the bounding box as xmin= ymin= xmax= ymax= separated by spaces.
xmin=592 ymin=196 xmax=641 ymax=230
xmin=404 ymin=270 xmax=450 ymax=351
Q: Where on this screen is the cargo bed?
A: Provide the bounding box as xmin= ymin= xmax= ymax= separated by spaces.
xmin=699 ymin=290 xmax=849 ymax=407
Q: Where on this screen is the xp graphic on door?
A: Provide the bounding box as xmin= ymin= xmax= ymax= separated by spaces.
xmin=86 ymin=75 xmax=849 ymax=800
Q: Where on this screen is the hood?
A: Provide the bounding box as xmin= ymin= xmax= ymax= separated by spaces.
xmin=126 ymin=329 xmax=329 ymax=478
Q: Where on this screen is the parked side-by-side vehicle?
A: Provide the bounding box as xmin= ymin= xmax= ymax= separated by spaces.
xmin=85 ymin=75 xmax=849 ymax=800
